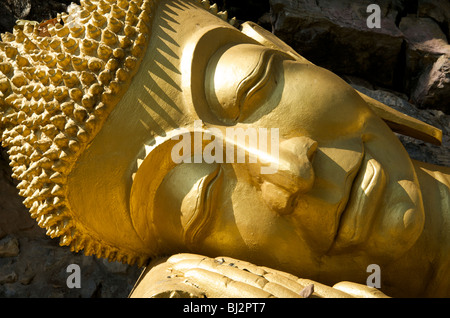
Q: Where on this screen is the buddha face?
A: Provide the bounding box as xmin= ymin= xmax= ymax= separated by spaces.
xmin=147 ymin=36 xmax=425 ymax=280
xmin=0 ymin=0 xmax=431 ymax=276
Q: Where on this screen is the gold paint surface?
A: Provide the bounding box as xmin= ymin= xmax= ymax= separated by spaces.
xmin=0 ymin=0 xmax=449 ymax=297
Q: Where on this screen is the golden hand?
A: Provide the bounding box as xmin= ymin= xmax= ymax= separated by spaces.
xmin=130 ymin=253 xmax=390 ymax=298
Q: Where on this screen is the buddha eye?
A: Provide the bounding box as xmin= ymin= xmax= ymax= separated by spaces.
xmin=180 ymin=164 xmax=223 ymax=246
xmin=235 ymin=51 xmax=278 ymax=120
xmin=205 ymin=44 xmax=287 ymax=124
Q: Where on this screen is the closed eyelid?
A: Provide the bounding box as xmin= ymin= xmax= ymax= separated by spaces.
xmin=181 ymin=164 xmax=223 ymax=246
xmin=235 ymin=49 xmax=278 ymax=111
xmin=205 ymin=44 xmax=291 ymax=124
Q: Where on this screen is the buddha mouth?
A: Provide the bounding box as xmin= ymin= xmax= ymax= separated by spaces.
xmin=331 ymin=152 xmax=387 ymax=253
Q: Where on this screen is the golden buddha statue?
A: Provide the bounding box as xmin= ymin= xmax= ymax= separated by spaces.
xmin=0 ymin=0 xmax=448 ymax=298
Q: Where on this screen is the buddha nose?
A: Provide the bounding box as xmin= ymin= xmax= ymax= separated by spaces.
xmin=260 ymin=136 xmax=317 ymax=215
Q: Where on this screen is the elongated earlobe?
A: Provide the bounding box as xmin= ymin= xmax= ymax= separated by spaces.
xmin=240 ymin=21 xmax=443 ymax=146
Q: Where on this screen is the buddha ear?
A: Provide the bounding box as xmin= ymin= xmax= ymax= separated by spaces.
xmin=355 ymin=92 xmax=442 ymax=145
xmin=240 ymin=22 xmax=443 ymax=146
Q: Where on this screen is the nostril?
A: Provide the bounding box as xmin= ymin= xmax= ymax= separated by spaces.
xmin=264 ymin=136 xmax=317 ymax=194
xmin=263 ymin=160 xmax=314 ymax=194
xmin=261 ymin=181 xmax=298 ymax=216
xmin=306 ymin=140 xmax=318 ymax=162
xmin=258 ymin=136 xmax=318 ymax=215
xmin=280 ymin=136 xmax=318 ymax=163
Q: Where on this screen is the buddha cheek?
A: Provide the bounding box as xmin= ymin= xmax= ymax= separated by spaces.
xmin=197 ymin=169 xmax=312 ymax=267
xmin=368 ymin=180 xmax=425 ymax=259
xmin=197 ymin=180 xmax=272 ymax=257
xmin=265 ymin=61 xmax=371 ymax=141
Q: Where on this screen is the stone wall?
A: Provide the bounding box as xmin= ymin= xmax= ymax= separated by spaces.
xmin=0 ymin=147 xmax=141 ymax=298
xmin=0 ymin=0 xmax=449 ymax=298
xmin=270 ymin=0 xmax=450 ymax=112
xmin=267 ymin=0 xmax=450 ymax=166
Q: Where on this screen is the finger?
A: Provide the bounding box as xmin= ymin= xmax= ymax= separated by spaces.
xmin=262 ymin=281 xmax=302 ymax=298
xmin=260 ymin=265 xmax=305 ymax=282
xmin=208 ymin=263 xmax=301 ymax=298
xmin=166 ymin=255 xmax=272 ymax=297
xmin=130 ymin=258 xmax=206 ymax=298
xmin=175 ymin=256 xmax=304 ymax=298
xmin=263 ymin=272 xmax=309 ymax=295
xmin=167 ymin=253 xmax=210 ymax=264
xmin=172 ymin=257 xmax=269 ymax=289
xmin=297 ymin=278 xmax=353 ymax=298
xmin=167 ymin=254 xmax=354 ymax=298
xmin=227 ymin=260 xmax=317 ymax=297
xmin=218 ymin=257 xmax=268 ymax=276
xmin=333 ymin=282 xmax=390 ymax=298
xmin=184 ymin=268 xmax=274 ymax=298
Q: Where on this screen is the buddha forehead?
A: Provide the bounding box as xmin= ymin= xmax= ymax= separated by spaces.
xmin=149 ymin=1 xmax=375 ymax=140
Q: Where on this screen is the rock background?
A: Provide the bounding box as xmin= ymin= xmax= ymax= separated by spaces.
xmin=0 ymin=0 xmax=449 ymax=297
